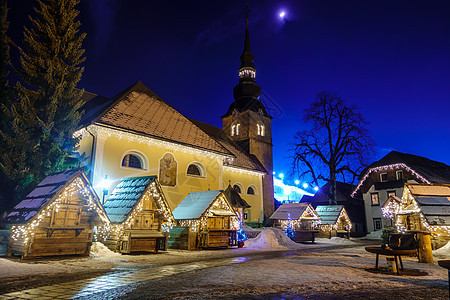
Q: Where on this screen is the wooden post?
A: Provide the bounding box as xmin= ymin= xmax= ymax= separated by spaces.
xmin=417 ymin=231 xmax=433 ymax=263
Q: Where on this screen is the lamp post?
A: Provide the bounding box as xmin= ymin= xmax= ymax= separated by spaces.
xmin=100 ymin=175 xmax=111 ymax=205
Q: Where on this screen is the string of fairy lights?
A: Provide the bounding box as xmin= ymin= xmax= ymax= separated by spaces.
xmin=11 ymin=176 xmax=109 ymax=252
xmin=381 ymin=186 xmax=450 ymax=239
xmin=317 ymin=208 xmax=353 ymax=232
xmin=351 ymin=163 xmax=431 ymax=197
xmin=74 ymin=125 xmax=231 ymax=161
xmin=178 ymin=195 xmax=240 ymax=232
xmin=94 ymin=180 xmax=175 ymax=242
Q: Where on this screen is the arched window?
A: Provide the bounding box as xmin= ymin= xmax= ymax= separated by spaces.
xmin=187 ymin=163 xmax=205 ymax=177
xmin=232 ymin=123 xmax=240 ymax=136
xmin=122 ymin=153 xmax=143 ymax=169
xmin=233 ymin=184 xmax=243 ymax=194
xmin=257 ymin=123 xmax=265 ymax=136
xmin=247 ymin=186 xmax=256 ymax=195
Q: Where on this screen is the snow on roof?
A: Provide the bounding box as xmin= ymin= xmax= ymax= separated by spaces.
xmin=3 ymin=169 xmax=80 ymax=224
xmin=103 ymin=176 xmax=156 ymax=223
xmin=93 ymin=81 xmax=232 ymax=156
xmin=401 ymin=184 xmax=450 ymax=226
xmin=408 ymin=184 xmax=450 ymax=197
xmin=315 ymin=205 xmax=344 ymax=225
xmin=270 ymin=203 xmax=318 ymax=220
xmin=172 ymin=190 xmax=223 ymax=220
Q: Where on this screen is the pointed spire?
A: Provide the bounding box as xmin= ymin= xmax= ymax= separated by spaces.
xmin=240 ymin=19 xmax=255 ymax=69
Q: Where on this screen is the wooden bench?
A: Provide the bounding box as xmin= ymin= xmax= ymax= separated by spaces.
xmin=365 ymin=233 xmax=418 ymax=274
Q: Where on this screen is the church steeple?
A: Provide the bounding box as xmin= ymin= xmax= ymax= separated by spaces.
xmin=221 ymin=11 xmax=275 ymax=220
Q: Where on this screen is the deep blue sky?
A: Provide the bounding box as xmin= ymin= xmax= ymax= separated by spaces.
xmin=8 ymin=0 xmax=450 ymax=180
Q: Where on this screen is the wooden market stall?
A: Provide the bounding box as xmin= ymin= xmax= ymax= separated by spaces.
xmin=5 ymin=170 xmax=109 ymax=259
xmin=315 ymin=205 xmax=352 ymax=238
xmin=100 ymin=176 xmax=174 ymax=253
xmin=396 ymin=183 xmax=450 ymax=250
xmin=169 ymin=190 xmax=239 ymax=250
xmin=270 ymin=203 xmax=321 ymax=243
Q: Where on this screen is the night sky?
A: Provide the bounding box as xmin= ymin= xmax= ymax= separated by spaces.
xmin=7 ymin=0 xmax=450 ymax=180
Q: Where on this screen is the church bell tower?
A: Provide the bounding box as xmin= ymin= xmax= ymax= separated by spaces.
xmin=221 ymin=17 xmax=274 ymax=219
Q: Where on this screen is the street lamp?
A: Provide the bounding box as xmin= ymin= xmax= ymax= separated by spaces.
xmin=100 ymin=175 xmax=111 ymax=204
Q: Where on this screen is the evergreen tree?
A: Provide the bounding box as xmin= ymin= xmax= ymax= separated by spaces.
xmin=0 ymin=0 xmax=86 ymax=212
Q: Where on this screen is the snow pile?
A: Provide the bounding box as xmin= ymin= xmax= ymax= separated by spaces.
xmin=90 ymin=242 xmax=121 ymax=258
xmin=316 ymin=237 xmax=356 ymax=245
xmin=0 ymin=258 xmax=73 ymax=278
xmin=364 ymin=230 xmax=383 ymax=240
xmin=245 ymin=228 xmax=299 ymax=250
xmin=433 ymin=241 xmax=450 ymax=258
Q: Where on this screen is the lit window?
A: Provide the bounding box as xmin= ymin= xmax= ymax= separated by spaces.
xmin=387 ymin=191 xmax=396 ymax=198
xmin=257 ymin=124 xmax=265 ymax=136
xmin=247 ymin=186 xmax=255 ymax=195
xmin=187 ymin=163 xmax=205 ymax=177
xmin=380 ymin=173 xmax=388 ymax=182
xmin=233 ymin=184 xmax=242 ymax=194
xmin=371 ymin=193 xmax=379 ymax=206
xmin=396 ymin=170 xmax=403 ymax=180
xmin=122 ymin=154 xmax=143 ymax=169
xmin=231 ymin=123 xmax=240 ymax=136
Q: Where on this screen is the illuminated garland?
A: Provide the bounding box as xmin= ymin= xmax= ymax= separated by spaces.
xmin=96 ymin=179 xmax=175 ymax=243
xmin=223 ymin=165 xmax=264 ymax=177
xmin=382 ymin=200 xmax=401 ymax=220
xmin=11 ymin=176 xmax=109 ymax=252
xmin=74 ymin=125 xmax=230 ymax=160
xmin=395 ymin=186 xmax=450 ymax=238
xmin=278 ymin=205 xmax=321 ymax=230
xmin=351 ymin=163 xmax=431 ymax=197
xmin=317 ymin=208 xmax=352 ymax=232
xmin=177 ymin=195 xmax=240 ymax=232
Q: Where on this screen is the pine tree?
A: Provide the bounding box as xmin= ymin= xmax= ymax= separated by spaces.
xmin=0 ymin=0 xmax=86 ymax=211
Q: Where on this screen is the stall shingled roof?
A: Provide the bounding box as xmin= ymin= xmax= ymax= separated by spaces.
xmin=3 ymin=169 xmax=100 ymax=224
xmin=315 ymin=205 xmax=345 ymax=225
xmin=270 ymin=203 xmax=319 ymax=220
xmin=103 ymin=176 xmax=171 ymax=224
xmin=172 ymin=190 xmax=234 ymax=220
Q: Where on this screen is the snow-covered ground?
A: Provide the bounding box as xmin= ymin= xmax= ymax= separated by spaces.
xmin=0 ymin=227 xmax=448 ymax=285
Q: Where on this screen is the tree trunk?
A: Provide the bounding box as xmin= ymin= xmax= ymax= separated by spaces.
xmin=329 ymin=171 xmax=337 ymax=205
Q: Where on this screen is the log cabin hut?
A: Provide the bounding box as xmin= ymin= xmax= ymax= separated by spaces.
xmin=5 ymin=170 xmax=109 ymax=259
xmin=171 ymin=190 xmax=239 ymax=249
xmin=315 ymin=205 xmax=352 ymax=238
xmin=270 ymin=203 xmax=321 ymax=242
xmin=395 ymin=183 xmax=450 ymax=249
xmin=99 ymin=176 xmax=174 ymax=253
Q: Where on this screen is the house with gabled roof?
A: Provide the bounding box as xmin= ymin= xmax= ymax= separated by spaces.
xmin=395 ymin=183 xmax=450 ymax=249
xmin=352 ymin=151 xmax=450 ymax=233
xmin=100 ymin=176 xmax=174 ymax=253
xmin=75 ymin=21 xmax=274 ymax=225
xmin=170 ymin=190 xmax=239 ymax=249
xmin=5 ymin=170 xmax=108 ymax=258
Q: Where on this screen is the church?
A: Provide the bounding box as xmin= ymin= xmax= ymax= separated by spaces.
xmin=75 ymin=20 xmax=275 ymax=225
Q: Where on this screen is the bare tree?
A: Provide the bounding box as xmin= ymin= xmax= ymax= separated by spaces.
xmin=292 ymin=91 xmax=374 ymax=204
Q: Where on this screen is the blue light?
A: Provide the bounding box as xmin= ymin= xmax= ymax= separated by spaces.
xmin=295 ymin=180 xmax=300 ymax=185
xmin=279 ymin=173 xmax=284 ymax=179
xmin=279 ymin=11 xmax=286 ymax=18
xmin=302 ymin=182 xmax=308 ymax=189
xmin=314 ymin=186 xmax=319 ymax=191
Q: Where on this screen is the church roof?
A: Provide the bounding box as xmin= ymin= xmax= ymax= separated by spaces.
xmin=84 ymin=81 xmax=233 ymax=156
xmin=189 ymin=119 xmax=266 ymax=173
